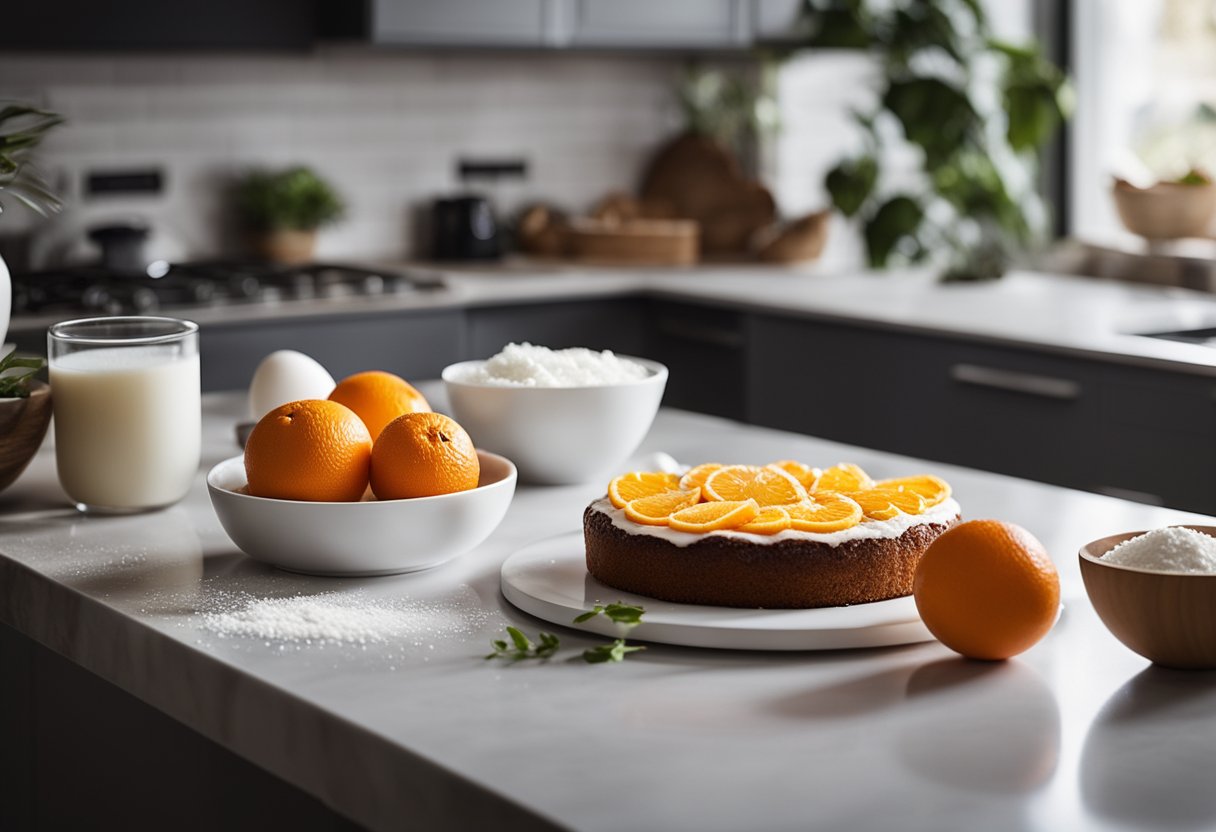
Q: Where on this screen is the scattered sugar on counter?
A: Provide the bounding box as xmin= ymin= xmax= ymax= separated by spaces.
xmin=200 ymin=590 xmax=491 ymax=646
xmin=461 ymin=342 xmax=649 ymax=387
xmin=1103 ymin=527 xmax=1216 ymax=574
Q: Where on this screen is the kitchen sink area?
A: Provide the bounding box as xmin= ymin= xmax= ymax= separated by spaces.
xmin=3 ymin=3 xmax=1216 ymax=832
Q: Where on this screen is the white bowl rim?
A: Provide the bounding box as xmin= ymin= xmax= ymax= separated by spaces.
xmin=207 ymin=449 xmax=517 ymax=507
xmin=1079 ymin=524 xmax=1216 ymax=577
xmin=441 ymin=355 xmax=668 ymax=391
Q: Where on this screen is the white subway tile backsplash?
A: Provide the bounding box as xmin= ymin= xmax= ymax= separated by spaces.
xmin=6 ymin=51 xmax=678 ymax=259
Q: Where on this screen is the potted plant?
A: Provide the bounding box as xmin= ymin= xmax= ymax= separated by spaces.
xmin=234 ymin=166 xmax=345 ymax=265
xmin=794 ymin=1 xmax=1071 ymax=280
xmin=0 ymin=104 xmax=64 ymax=347
xmin=0 ymin=350 xmax=52 ymax=494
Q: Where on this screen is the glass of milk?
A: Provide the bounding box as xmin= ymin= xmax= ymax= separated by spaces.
xmin=48 ymin=317 xmax=200 ymax=513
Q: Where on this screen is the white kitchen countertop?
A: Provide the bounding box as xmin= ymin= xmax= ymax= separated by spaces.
xmin=2 ymin=385 xmax=1215 ymax=831
xmin=10 ymin=263 xmax=1216 ymax=374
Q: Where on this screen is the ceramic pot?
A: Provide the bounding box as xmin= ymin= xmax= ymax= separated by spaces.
xmin=0 ymin=380 xmax=52 ymax=494
xmin=253 ymin=229 xmax=317 ymax=265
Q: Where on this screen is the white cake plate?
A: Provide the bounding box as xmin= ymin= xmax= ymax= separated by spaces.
xmin=500 ymin=532 xmax=937 ymax=651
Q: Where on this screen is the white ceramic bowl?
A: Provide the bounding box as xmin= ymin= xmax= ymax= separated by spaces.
xmin=207 ymin=451 xmax=516 ymax=576
xmin=442 ymin=357 xmax=667 ymax=485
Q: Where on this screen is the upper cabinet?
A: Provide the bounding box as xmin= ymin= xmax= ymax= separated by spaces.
xmin=563 ymin=0 xmax=748 ymax=49
xmin=367 ymin=0 xmax=800 ymax=51
xmin=370 ymin=0 xmax=560 ymax=48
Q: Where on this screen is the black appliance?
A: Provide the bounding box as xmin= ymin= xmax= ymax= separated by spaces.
xmin=430 ymin=195 xmax=501 ymax=261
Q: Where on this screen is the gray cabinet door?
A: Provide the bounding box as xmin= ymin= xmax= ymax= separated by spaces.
xmin=371 ymin=0 xmax=557 ymax=46
xmin=200 ymin=310 xmax=464 ymax=393
xmin=564 ymin=0 xmax=748 ymax=48
xmin=647 ymin=301 xmax=748 ymax=420
xmin=465 ymin=299 xmax=645 ymax=359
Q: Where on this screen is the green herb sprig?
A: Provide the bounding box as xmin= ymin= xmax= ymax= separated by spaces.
xmin=484 ymin=602 xmax=648 ymax=665
xmin=484 ymin=626 xmax=560 ymax=662
xmin=0 ymin=352 xmax=45 ymax=399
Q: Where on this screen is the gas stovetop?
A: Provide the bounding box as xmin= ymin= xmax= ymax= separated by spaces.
xmin=10 ymin=261 xmax=446 ymax=317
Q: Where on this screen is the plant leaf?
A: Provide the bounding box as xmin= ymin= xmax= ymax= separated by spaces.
xmin=825 ymin=155 xmax=878 ymax=218
xmin=882 ymin=77 xmax=977 ymax=169
xmin=863 ymin=195 xmax=923 ymax=268
xmin=582 ymin=639 xmax=646 ymax=664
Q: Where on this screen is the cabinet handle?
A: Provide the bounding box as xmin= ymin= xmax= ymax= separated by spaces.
xmin=950 ymin=363 xmax=1081 ymax=401
xmin=656 ymin=318 xmax=744 ymax=349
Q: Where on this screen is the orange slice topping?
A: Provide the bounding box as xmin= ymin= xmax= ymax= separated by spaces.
xmin=679 ymin=462 xmax=723 ymax=492
xmin=608 ymin=471 xmax=681 ymax=509
xmin=703 ymin=465 xmax=807 ymax=506
xmin=845 ymin=487 xmax=926 ymax=520
xmin=735 ymin=505 xmax=791 ymax=536
xmin=768 ymin=460 xmax=821 ymax=490
xmin=668 ymin=499 xmax=760 ymax=533
xmin=813 ymin=463 xmax=874 ymax=493
xmin=623 ymin=488 xmax=701 ymax=526
xmin=784 ymin=493 xmax=863 ymax=533
xmin=875 ymin=475 xmax=952 ymax=509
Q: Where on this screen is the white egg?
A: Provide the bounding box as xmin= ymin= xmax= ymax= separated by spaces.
xmin=248 ymin=350 xmax=336 ymax=420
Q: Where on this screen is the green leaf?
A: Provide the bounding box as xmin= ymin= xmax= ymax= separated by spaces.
xmin=582 ymin=639 xmax=646 ymax=664
xmin=863 ymin=195 xmax=923 ymax=268
xmin=825 ymin=155 xmax=878 ymax=218
xmin=882 ymin=77 xmax=977 ymax=168
xmin=572 ymin=605 xmax=604 ymax=624
xmin=886 ymin=4 xmax=965 ymax=65
xmin=507 ymin=626 xmax=533 ymax=652
xmin=0 ymin=352 xmax=45 ymax=399
xmin=800 ymin=1 xmax=873 ymax=50
xmin=602 ymin=602 xmax=645 ymax=627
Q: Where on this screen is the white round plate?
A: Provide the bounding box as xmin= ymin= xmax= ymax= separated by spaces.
xmin=500 ymin=533 xmax=936 ymax=651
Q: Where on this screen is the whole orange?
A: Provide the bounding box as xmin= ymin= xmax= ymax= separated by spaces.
xmin=328 ymin=371 xmax=430 ymax=440
xmin=245 ymin=399 xmax=372 ymax=502
xmin=913 ymin=519 xmax=1060 ymax=660
xmin=370 ymin=412 xmax=479 ymax=500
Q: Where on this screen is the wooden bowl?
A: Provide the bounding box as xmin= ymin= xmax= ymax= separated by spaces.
xmin=1111 ymin=178 xmax=1216 ymax=240
xmin=1080 ymin=526 xmax=1216 ymax=669
xmin=0 ymin=381 xmax=52 ymax=493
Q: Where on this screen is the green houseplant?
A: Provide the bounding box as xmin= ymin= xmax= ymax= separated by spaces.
xmin=234 ymin=166 xmax=345 ymax=265
xmin=796 ymin=0 xmax=1071 ymax=280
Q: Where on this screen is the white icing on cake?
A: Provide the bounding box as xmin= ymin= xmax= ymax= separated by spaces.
xmin=589 ymin=497 xmax=961 ymax=549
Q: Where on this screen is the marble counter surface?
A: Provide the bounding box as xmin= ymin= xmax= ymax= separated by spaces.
xmin=3 ymin=389 xmax=1216 ymax=831
xmin=10 ymin=263 xmax=1216 ymax=375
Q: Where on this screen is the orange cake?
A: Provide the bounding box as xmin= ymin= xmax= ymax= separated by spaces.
xmin=584 ymin=462 xmax=961 ymax=609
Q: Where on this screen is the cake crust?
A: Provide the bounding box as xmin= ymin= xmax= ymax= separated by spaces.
xmin=584 ymin=505 xmax=959 ymax=609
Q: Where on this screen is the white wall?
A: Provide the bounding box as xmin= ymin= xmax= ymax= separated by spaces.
xmin=0 ymin=49 xmax=680 ymax=262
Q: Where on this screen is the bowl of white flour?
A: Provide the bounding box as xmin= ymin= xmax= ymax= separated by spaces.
xmin=1080 ymin=525 xmax=1216 ymax=669
xmin=443 ymin=343 xmax=667 ymax=484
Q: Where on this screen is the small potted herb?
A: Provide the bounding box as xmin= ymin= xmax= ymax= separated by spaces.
xmin=0 ymin=351 xmax=52 ymax=494
xmin=234 ymin=166 xmax=345 ymax=265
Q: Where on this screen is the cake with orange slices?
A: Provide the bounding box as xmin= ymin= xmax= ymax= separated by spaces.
xmin=584 ymin=462 xmax=960 ymax=609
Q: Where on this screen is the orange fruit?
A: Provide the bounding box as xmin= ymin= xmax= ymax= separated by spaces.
xmin=814 ymin=463 xmax=873 ymax=493
xmin=328 ymin=370 xmax=431 ymax=440
xmin=608 ymin=472 xmax=681 ymax=509
xmin=370 ymin=412 xmax=479 ymax=500
xmin=877 ymin=475 xmax=952 ymax=508
xmin=846 ymin=487 xmax=926 ymax=520
xmin=668 ymin=499 xmax=760 ymax=533
xmin=913 ymin=519 xmax=1060 ymax=660
xmin=768 ymin=460 xmax=821 ymax=490
xmin=245 ymin=399 xmax=372 ymax=502
xmin=679 ymin=463 xmax=723 ymax=492
xmin=784 ymin=493 xmax=863 ymax=532
xmin=736 ymin=505 xmax=791 ymax=535
xmin=623 ymin=488 xmax=701 ymax=526
xmin=704 ymin=465 xmax=807 ymax=506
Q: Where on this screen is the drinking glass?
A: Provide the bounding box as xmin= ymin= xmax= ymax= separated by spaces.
xmin=48 ymin=316 xmax=200 ymax=513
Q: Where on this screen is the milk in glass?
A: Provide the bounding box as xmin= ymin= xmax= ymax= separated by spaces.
xmin=51 ymin=345 xmax=201 ymax=510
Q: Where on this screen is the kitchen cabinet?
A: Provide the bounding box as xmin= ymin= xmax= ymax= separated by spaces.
xmin=747 ymin=314 xmax=1216 ymax=514
xmin=646 ymin=300 xmax=749 ymax=420
xmin=464 ymin=299 xmax=645 ymax=359
xmin=0 ymin=0 xmax=316 ymax=50
xmin=369 ymin=0 xmax=559 ymax=47
xmin=201 ymin=310 xmax=464 ymax=393
xmin=564 ymin=0 xmax=748 ymax=48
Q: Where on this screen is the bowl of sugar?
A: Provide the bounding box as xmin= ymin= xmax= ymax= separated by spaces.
xmin=442 ymin=343 xmax=667 ymax=485
xmin=1080 ymin=525 xmax=1216 ymax=669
